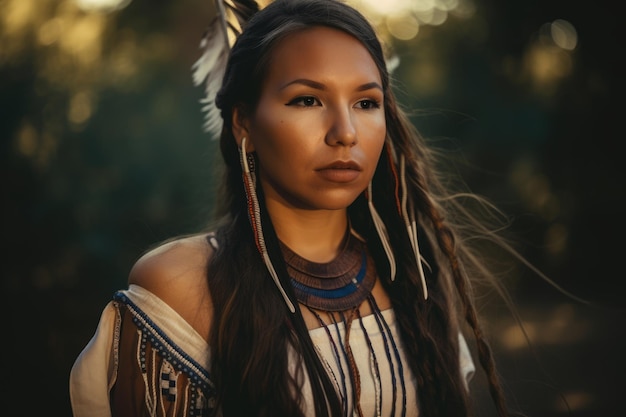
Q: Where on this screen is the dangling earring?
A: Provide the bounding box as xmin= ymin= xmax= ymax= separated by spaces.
xmin=399 ymin=154 xmax=429 ymax=300
xmin=367 ymin=181 xmax=397 ymax=281
xmin=239 ymin=137 xmax=296 ymax=313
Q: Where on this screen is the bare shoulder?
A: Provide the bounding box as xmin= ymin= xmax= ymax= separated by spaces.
xmin=128 ymin=233 xmax=216 ymax=340
xmin=129 ymin=233 xmax=214 ymax=289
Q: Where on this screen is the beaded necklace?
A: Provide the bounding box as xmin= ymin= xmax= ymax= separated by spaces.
xmin=280 ymin=231 xmax=410 ymax=416
xmin=306 ymin=296 xmax=410 ymax=417
xmin=280 ymin=230 xmax=377 ymax=311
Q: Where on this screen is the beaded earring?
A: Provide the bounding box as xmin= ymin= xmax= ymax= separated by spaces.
xmin=239 ymin=137 xmax=296 ymax=313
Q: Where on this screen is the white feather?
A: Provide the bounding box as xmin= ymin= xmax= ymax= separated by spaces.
xmin=192 ymin=1 xmax=259 ymax=139
xmin=192 ymin=19 xmax=229 ymax=139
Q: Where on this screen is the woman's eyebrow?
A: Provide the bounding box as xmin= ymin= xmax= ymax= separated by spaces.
xmin=356 ymin=82 xmax=383 ymax=92
xmin=280 ymin=78 xmax=383 ymax=92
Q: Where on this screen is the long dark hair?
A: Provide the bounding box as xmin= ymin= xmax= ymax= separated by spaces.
xmin=209 ymin=0 xmax=512 ymax=416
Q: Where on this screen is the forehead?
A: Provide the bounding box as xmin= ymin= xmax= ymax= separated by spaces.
xmin=262 ymin=26 xmax=382 ymax=87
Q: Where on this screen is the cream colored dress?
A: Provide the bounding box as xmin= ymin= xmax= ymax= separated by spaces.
xmin=70 ymin=285 xmax=475 ymax=417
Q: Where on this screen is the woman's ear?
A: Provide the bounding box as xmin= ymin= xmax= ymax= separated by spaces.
xmin=232 ymin=105 xmax=254 ymax=151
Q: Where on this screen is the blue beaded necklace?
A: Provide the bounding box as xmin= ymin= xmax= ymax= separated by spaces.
xmin=280 ymin=230 xmax=377 ymax=311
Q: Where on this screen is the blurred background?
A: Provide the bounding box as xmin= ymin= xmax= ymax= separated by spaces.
xmin=1 ymin=0 xmax=624 ymax=415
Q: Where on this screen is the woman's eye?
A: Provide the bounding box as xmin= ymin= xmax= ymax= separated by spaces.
xmin=288 ymin=96 xmax=320 ymax=107
xmin=356 ymin=99 xmax=381 ymax=110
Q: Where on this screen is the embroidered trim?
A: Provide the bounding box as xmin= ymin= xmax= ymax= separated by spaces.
xmin=109 ymin=301 xmax=122 ymax=391
xmin=113 ymin=291 xmax=214 ymax=394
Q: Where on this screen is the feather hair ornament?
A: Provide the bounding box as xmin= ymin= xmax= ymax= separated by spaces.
xmin=192 ymin=0 xmax=260 ymax=139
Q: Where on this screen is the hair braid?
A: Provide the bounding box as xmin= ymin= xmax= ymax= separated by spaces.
xmin=383 ymin=94 xmax=515 ymax=415
xmin=423 ymin=203 xmax=510 ymax=417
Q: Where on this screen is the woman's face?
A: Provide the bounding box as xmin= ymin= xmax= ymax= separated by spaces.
xmin=241 ymin=26 xmax=386 ymax=212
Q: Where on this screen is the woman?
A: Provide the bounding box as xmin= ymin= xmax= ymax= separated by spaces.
xmin=70 ymin=0 xmax=515 ymax=416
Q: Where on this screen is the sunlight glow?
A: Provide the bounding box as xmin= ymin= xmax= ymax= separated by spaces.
xmin=514 ymin=19 xmax=578 ymax=96
xmin=3 ymin=0 xmax=37 ymax=35
xmin=38 ymin=18 xmax=64 ymax=45
xmin=74 ymin=0 xmax=131 ymax=13
xmin=555 ymin=391 xmax=595 ymax=412
xmin=386 ymin=15 xmax=420 ymax=40
xmin=68 ymin=90 xmax=95 ymax=125
xmin=551 ymin=19 xmax=578 ymax=51
xmin=545 ymin=223 xmax=568 ymax=256
xmin=349 ymin=0 xmax=473 ymax=40
xmin=500 ymin=304 xmax=591 ymax=350
xmin=525 ymin=43 xmax=573 ymax=87
xmin=510 ymin=157 xmax=560 ymax=219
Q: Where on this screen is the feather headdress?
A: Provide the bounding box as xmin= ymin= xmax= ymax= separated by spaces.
xmin=192 ymin=0 xmax=260 ymax=139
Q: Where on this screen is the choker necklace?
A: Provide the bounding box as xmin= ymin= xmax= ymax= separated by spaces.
xmin=280 ymin=231 xmax=377 ymax=311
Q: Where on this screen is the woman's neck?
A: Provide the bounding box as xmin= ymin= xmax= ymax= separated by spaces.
xmin=267 ymin=205 xmax=349 ymax=263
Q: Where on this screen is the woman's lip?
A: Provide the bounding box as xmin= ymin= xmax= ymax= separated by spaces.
xmin=315 ymin=161 xmax=362 ymax=183
xmin=316 ymin=160 xmax=362 ymax=171
xmin=316 ymin=168 xmax=361 ymax=183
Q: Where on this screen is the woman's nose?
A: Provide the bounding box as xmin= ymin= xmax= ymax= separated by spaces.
xmin=325 ymin=107 xmax=357 ymax=147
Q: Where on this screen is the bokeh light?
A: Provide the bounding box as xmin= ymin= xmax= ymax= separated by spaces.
xmin=74 ymin=0 xmax=131 ymax=13
xmin=349 ymin=0 xmax=474 ymax=41
xmin=551 ymin=19 xmax=578 ymax=51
